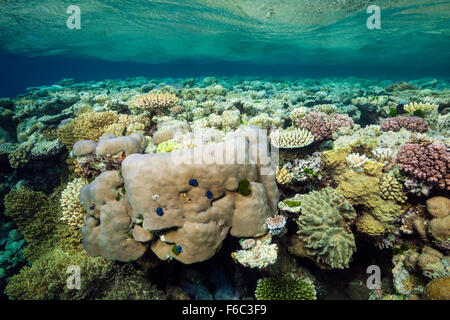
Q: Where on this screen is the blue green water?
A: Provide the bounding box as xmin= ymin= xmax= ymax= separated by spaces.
xmin=1 ymin=0 xmax=449 ymax=96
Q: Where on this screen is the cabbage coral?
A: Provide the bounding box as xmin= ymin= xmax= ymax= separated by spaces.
xmin=293 ymin=187 xmax=356 ymax=269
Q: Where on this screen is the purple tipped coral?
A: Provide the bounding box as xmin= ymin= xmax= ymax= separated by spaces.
xmin=396 ymin=142 xmax=450 ymax=190
xmin=295 ymin=112 xmax=354 ymax=141
xmin=381 ymin=116 xmax=428 ymax=132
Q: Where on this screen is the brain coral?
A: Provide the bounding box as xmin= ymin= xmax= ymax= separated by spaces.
xmin=291 ymin=187 xmax=357 ymax=269
xmin=79 ymin=126 xmax=279 ymax=264
xmin=396 ymin=142 xmax=449 ymax=190
xmin=380 ymin=116 xmax=428 ymax=132
xmin=255 ymin=276 xmax=316 ymax=300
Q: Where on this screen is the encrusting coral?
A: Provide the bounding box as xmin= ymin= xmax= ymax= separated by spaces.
xmin=289 ymin=187 xmax=356 ymax=269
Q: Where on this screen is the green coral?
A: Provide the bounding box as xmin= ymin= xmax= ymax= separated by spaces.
xmin=237 ymin=179 xmax=251 ymax=196
xmin=156 ymin=139 xmax=181 ymax=153
xmin=255 ymin=277 xmax=316 ymax=300
xmin=295 ymin=187 xmax=356 ymax=269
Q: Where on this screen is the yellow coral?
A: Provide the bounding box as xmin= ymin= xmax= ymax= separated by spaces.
xmin=133 ymin=93 xmax=178 ymax=112
xmin=57 ymin=111 xmax=119 ymax=150
xmin=276 ymin=167 xmax=293 ymax=185
xmin=60 ymin=178 xmax=88 ymax=230
xmin=356 ymin=213 xmax=386 ymax=237
xmin=379 ymin=172 xmax=407 ymax=203
xmin=404 ymin=102 xmax=437 ymax=115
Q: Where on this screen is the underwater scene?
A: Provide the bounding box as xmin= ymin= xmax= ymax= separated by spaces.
xmin=0 ymin=0 xmax=449 ymax=303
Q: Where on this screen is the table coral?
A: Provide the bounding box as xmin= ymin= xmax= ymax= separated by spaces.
xmin=133 ymin=93 xmax=178 ymax=113
xmin=269 ymin=127 xmax=314 ymax=149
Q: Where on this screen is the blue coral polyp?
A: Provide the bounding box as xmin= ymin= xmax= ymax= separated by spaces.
xmin=189 ymin=179 xmax=199 ymax=187
xmin=89 ymin=204 xmax=95 ymax=210
xmin=206 ymin=190 xmax=213 ymax=199
xmin=156 ymin=207 xmax=164 ymax=216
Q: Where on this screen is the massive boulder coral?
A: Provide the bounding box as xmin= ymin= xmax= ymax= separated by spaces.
xmin=79 ymin=126 xmax=279 ymax=264
xmin=289 ymin=187 xmax=356 ymax=269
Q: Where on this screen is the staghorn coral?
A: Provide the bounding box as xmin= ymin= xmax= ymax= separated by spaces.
xmin=60 ymin=178 xmax=88 ymax=230
xmin=381 ymin=116 xmax=428 ymax=132
xmin=403 ymin=102 xmax=437 ymax=116
xmin=133 ymin=93 xmax=178 ymax=112
xmin=291 ymin=187 xmax=356 ymax=269
xmin=255 ymin=276 xmax=316 ymax=300
xmin=312 ymin=104 xmax=337 ymax=114
xmin=57 ymin=111 xmax=119 ymax=150
xmin=269 ymin=127 xmax=314 ymax=149
xmin=289 ymin=107 xmax=309 ymax=121
xmin=379 ymin=172 xmax=407 ymax=203
xmin=396 ymin=142 xmax=449 ymax=190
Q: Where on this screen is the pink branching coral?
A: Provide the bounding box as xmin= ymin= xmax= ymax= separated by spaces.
xmin=381 ymin=116 xmax=428 ymax=132
xmin=396 ymin=142 xmax=450 ymax=190
xmin=295 ymin=112 xmax=354 ymax=141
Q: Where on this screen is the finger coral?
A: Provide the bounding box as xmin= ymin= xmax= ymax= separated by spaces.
xmin=60 ymin=178 xmax=88 ymax=230
xmin=381 ymin=116 xmax=429 ymax=132
xmin=403 ymin=102 xmax=437 ymax=115
xmin=379 ymin=172 xmax=407 ymax=203
xmin=396 ymin=142 xmax=449 ymax=190
xmin=295 ymin=111 xmax=354 ymax=141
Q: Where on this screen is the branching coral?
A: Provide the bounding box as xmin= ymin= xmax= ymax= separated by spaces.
xmin=133 ymin=93 xmax=178 ymax=112
xmin=276 ymin=166 xmax=293 ymax=184
xmin=403 ymin=102 xmax=437 ymax=116
xmin=381 ymin=116 xmax=428 ymax=132
xmin=396 ymin=142 xmax=449 ymax=190
xmin=255 ymin=276 xmax=316 ymax=300
xmin=346 ymin=153 xmax=368 ymax=172
xmin=270 ymin=127 xmax=314 ymax=149
xmin=60 ymin=178 xmax=88 ymax=230
xmin=57 ymin=111 xmax=119 ymax=150
xmin=292 ymin=187 xmax=356 ymax=269
xmin=295 ymin=111 xmax=354 ymax=141
xmin=379 ymin=172 xmax=407 ymax=203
